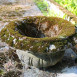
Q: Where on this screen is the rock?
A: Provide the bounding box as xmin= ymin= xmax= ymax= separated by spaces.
xmin=0 ymin=47 xmax=23 ymax=75
xmin=49 ymin=44 xmax=56 ymax=50
xmin=72 ymin=44 xmax=77 ymax=54
xmin=16 ymin=49 xmax=64 ymax=68
xmin=0 ymin=46 xmax=9 ymax=53
xmin=0 ymin=53 xmax=7 ymax=67
xmin=0 ymin=16 xmax=75 ymax=52
xmin=73 ymin=37 xmax=77 ymax=44
xmin=3 ymin=71 xmax=22 ymax=77
xmin=3 ymin=60 xmax=15 ymax=71
xmin=7 ymin=48 xmax=21 ymax=62
xmin=0 ymin=22 xmax=8 ymax=32
xmin=23 ymin=66 xmax=54 ymax=77
xmin=67 ymin=42 xmax=73 ymax=48
xmin=64 ymin=48 xmax=77 ymax=60
xmin=0 ymin=16 xmax=75 ymax=67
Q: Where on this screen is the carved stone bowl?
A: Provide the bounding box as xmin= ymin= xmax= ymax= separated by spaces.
xmin=0 ymin=16 xmax=75 ymax=67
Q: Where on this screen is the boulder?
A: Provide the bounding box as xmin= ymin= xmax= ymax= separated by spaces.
xmin=0 ymin=16 xmax=75 ymax=67
xmin=0 ymin=16 xmax=75 ymax=52
xmin=64 ymin=48 xmax=77 ymax=60
xmin=16 ymin=49 xmax=64 ymax=68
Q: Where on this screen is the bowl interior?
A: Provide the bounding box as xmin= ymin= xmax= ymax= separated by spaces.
xmin=15 ymin=16 xmax=75 ymax=38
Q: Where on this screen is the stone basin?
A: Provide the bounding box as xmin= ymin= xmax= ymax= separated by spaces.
xmin=0 ymin=16 xmax=75 ymax=67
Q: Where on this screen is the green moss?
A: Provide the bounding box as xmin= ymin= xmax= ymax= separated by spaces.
xmin=6 ymin=37 xmax=14 ymax=46
xmin=34 ymin=0 xmax=48 ymax=16
xmin=53 ymin=40 xmax=67 ymax=49
xmin=0 ymin=16 xmax=75 ymax=52
xmin=0 ymin=53 xmax=7 ymax=67
xmin=3 ymin=71 xmax=21 ymax=77
xmin=0 ymin=70 xmax=4 ymax=75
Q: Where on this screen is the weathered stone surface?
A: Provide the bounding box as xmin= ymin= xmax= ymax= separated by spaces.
xmin=0 ymin=16 xmax=75 ymax=67
xmin=0 ymin=47 xmax=23 ymax=76
xmin=16 ymin=49 xmax=64 ymax=67
xmin=2 ymin=71 xmax=22 ymax=77
xmin=23 ymin=66 xmax=55 ymax=77
xmin=0 ymin=16 xmax=75 ymax=53
xmin=0 ymin=0 xmax=43 ymax=23
xmin=0 ymin=0 xmax=77 ymax=77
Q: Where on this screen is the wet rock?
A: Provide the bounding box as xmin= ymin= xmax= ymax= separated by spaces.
xmin=64 ymin=48 xmax=77 ymax=60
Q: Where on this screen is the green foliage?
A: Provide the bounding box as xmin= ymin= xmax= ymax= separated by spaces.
xmin=34 ymin=0 xmax=58 ymax=16
xmin=34 ymin=0 xmax=67 ymax=18
xmin=34 ymin=0 xmax=49 ymax=16
xmin=54 ymin=0 xmax=77 ymax=16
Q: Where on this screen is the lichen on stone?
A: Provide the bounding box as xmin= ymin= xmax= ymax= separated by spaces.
xmin=0 ymin=16 xmax=75 ymax=52
xmin=3 ymin=71 xmax=22 ymax=77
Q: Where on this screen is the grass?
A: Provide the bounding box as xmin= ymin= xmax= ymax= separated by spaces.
xmin=34 ymin=0 xmax=49 ymax=16
xmin=54 ymin=0 xmax=77 ymax=16
xmin=34 ymin=0 xmax=67 ymax=18
xmin=34 ymin=0 xmax=57 ymax=16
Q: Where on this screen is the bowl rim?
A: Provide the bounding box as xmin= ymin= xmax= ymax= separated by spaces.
xmin=1 ymin=16 xmax=75 ymax=41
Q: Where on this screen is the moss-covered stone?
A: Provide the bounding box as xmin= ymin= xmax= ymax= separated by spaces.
xmin=0 ymin=69 xmax=4 ymax=76
xmin=0 ymin=16 xmax=75 ymax=52
xmin=3 ymin=71 xmax=22 ymax=77
xmin=0 ymin=53 xmax=7 ymax=67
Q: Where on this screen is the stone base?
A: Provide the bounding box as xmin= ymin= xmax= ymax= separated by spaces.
xmin=16 ymin=49 xmax=64 ymax=68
